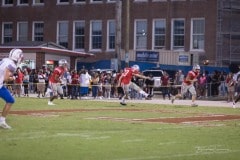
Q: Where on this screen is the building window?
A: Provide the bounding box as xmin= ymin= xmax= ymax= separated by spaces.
xmin=153 ymin=19 xmax=166 ymax=49
xmin=18 ymin=0 xmax=28 ymax=5
xmin=90 ymin=21 xmax=102 ymax=50
xmin=73 ymin=0 xmax=85 ymax=3
xmin=172 ymin=19 xmax=185 ymax=50
xmin=57 ymin=21 xmax=68 ymax=48
xmin=135 ymin=20 xmax=147 ymax=50
xmin=33 ymin=22 xmax=44 ymax=41
xmin=134 ymin=0 xmax=148 ymax=2
xmin=108 ymin=20 xmax=116 ymax=50
xmin=18 ymin=22 xmax=28 ymax=41
xmin=74 ymin=21 xmax=85 ymax=50
xmin=2 ymin=22 xmax=13 ymax=43
xmin=33 ymin=0 xmax=44 ymax=5
xmin=90 ymin=0 xmax=103 ymax=3
xmin=3 ymin=0 xmax=13 ymax=6
xmin=191 ymin=18 xmax=205 ymax=50
xmin=58 ymin=0 xmax=69 ymax=2
xmin=57 ymin=0 xmax=69 ymax=4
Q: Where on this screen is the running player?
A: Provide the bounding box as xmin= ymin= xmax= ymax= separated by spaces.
xmin=0 ymin=49 xmax=24 ymax=129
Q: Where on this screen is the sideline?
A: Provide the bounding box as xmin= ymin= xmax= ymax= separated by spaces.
xmin=26 ymin=93 xmax=238 ymax=108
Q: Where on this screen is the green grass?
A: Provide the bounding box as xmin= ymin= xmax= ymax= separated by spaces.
xmin=0 ymin=97 xmax=240 ymax=160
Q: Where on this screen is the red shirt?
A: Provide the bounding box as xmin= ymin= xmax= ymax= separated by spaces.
xmin=71 ymin=73 xmax=79 ymax=84
xmin=49 ymin=66 xmax=65 ymax=83
xmin=120 ymin=68 xmax=139 ymax=84
xmin=184 ymin=70 xmax=199 ymax=85
xmin=15 ymin=71 xmax=24 ymax=84
xmin=161 ymin=75 xmax=169 ymax=86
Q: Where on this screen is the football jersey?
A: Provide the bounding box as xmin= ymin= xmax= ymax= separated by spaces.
xmin=0 ymin=58 xmax=17 ymax=88
xmin=49 ymin=66 xmax=65 ymax=83
xmin=121 ymin=67 xmax=139 ymax=84
xmin=184 ymin=70 xmax=199 ymax=85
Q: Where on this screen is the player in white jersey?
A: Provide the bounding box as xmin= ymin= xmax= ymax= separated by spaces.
xmin=0 ymin=49 xmax=24 ymax=129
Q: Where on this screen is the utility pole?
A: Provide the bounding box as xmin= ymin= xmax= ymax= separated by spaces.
xmin=115 ymin=0 xmax=122 ymax=70
xmin=124 ymin=0 xmax=130 ymax=67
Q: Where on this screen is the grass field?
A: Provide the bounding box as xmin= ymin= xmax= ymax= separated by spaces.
xmin=0 ymin=97 xmax=240 ymax=160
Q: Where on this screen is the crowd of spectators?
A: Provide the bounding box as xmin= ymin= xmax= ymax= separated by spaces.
xmin=4 ymin=66 xmax=240 ymax=103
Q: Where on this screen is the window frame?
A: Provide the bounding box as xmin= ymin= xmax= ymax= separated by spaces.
xmin=17 ymin=0 xmax=29 ymax=6
xmin=2 ymin=22 xmax=13 ymax=44
xmin=152 ymin=19 xmax=166 ymax=50
xmin=73 ymin=0 xmax=86 ymax=4
xmin=73 ymin=20 xmax=85 ymax=51
xmin=17 ymin=21 xmax=28 ymax=41
xmin=33 ymin=0 xmax=44 ymax=6
xmin=134 ymin=19 xmax=148 ymax=50
xmin=57 ymin=0 xmax=70 ymax=5
xmin=190 ymin=18 xmax=205 ymax=51
xmin=171 ymin=18 xmax=185 ymax=51
xmin=90 ymin=20 xmax=102 ymax=51
xmin=32 ymin=21 xmax=44 ymax=41
xmin=2 ymin=0 xmax=13 ymax=6
xmin=57 ymin=21 xmax=69 ymax=48
xmin=107 ymin=20 xmax=116 ymax=51
xmin=90 ymin=0 xmax=103 ymax=4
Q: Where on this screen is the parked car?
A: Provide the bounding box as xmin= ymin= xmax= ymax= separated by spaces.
xmin=142 ymin=69 xmax=164 ymax=90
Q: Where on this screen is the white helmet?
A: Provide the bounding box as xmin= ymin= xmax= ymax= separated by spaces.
xmin=131 ymin=64 xmax=140 ymax=71
xmin=193 ymin=64 xmax=200 ymax=71
xmin=58 ymin=59 xmax=68 ymax=67
xmin=9 ymin=48 xmax=24 ymax=65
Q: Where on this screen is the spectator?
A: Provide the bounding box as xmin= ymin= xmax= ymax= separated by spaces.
xmin=37 ymin=69 xmax=46 ymax=98
xmin=226 ymin=72 xmax=235 ymax=103
xmin=197 ymin=73 xmax=207 ymax=98
xmin=91 ymin=72 xmax=100 ymax=99
xmin=175 ymin=70 xmax=185 ymax=93
xmin=211 ymin=70 xmax=220 ymax=96
xmin=145 ymin=73 xmax=154 ymax=95
xmin=79 ymin=69 xmax=91 ymax=97
xmin=14 ymin=67 xmax=24 ymax=97
xmin=22 ymin=69 xmax=29 ymax=97
xmin=115 ymin=69 xmax=124 ymax=99
xmin=71 ymin=70 xmax=79 ymax=99
xmin=161 ymin=71 xmax=171 ymax=100
xmin=104 ymin=73 xmax=112 ymax=99
xmin=219 ymin=71 xmax=227 ymax=97
xmin=232 ymin=72 xmax=240 ymax=108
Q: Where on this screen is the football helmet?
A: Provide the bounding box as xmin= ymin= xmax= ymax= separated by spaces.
xmin=58 ymin=59 xmax=68 ymax=67
xmin=131 ymin=64 xmax=140 ymax=71
xmin=193 ymin=64 xmax=200 ymax=71
xmin=9 ymin=48 xmax=24 ymax=66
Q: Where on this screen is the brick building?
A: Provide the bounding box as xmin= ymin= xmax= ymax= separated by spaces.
xmin=0 ymin=0 xmax=239 ymax=71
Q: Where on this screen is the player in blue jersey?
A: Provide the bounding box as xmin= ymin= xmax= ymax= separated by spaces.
xmin=0 ymin=49 xmax=24 ymax=129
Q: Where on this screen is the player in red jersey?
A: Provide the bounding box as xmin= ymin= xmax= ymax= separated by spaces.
xmin=48 ymin=59 xmax=68 ymax=105
xmin=171 ymin=64 xmax=200 ymax=107
xmin=117 ymin=65 xmax=153 ymax=105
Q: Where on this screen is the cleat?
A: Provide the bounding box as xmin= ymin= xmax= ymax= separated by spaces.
xmin=0 ymin=121 xmax=11 ymax=129
xmin=48 ymin=101 xmax=56 ymax=105
xmin=120 ymin=102 xmax=127 ymax=106
xmin=232 ymin=102 xmax=236 ymax=108
xmin=145 ymin=94 xmax=153 ymax=100
xmin=191 ymin=103 xmax=198 ymax=107
xmin=171 ymin=98 xmax=175 ymax=104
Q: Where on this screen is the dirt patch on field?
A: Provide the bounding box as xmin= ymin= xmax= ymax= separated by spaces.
xmin=136 ymin=115 xmax=240 ymax=123
xmin=8 ymin=109 xmax=240 ymax=124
